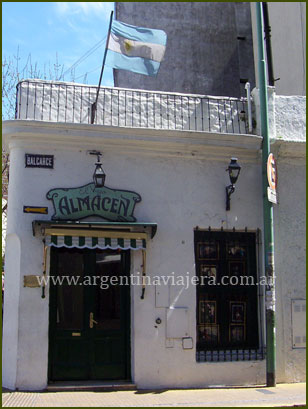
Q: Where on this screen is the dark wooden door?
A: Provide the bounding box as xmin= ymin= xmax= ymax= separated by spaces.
xmin=48 ymin=247 xmax=130 ymax=381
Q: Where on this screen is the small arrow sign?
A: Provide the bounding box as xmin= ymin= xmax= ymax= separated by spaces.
xmin=23 ymin=206 xmax=48 ymax=214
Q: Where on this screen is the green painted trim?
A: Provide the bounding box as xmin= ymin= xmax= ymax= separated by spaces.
xmin=256 ymin=2 xmax=276 ymax=387
xmin=118 ymin=238 xmax=124 ymax=248
xmin=64 ymin=236 xmax=72 ymax=246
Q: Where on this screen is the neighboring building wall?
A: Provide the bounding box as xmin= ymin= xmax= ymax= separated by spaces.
xmin=274 ymin=155 xmax=306 ymax=383
xmin=274 ymin=94 xmax=306 ymax=140
xmin=114 ymin=2 xmax=255 ymax=98
xmin=252 ymin=87 xmax=306 ymax=142
xmin=253 ymin=87 xmax=306 ymax=382
xmin=272 ymin=93 xmax=306 ymax=383
xmin=251 ymin=2 xmax=306 ymax=96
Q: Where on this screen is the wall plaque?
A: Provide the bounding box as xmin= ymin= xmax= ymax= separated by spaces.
xmin=24 ymin=275 xmax=41 ymax=288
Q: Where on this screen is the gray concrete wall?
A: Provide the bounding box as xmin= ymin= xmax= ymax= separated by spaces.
xmin=114 ymin=2 xmax=255 ymax=98
xmin=251 ymin=2 xmax=306 ymax=96
xmin=273 ymin=157 xmax=306 ymax=383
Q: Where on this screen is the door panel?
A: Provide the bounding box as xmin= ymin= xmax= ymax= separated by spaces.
xmin=48 ymin=247 xmax=130 ymax=381
xmin=52 ymin=338 xmax=89 ymax=380
xmin=89 ymin=249 xmax=130 ymax=380
xmin=49 ymin=248 xmax=88 ymax=380
xmin=56 ymin=285 xmax=84 ymax=329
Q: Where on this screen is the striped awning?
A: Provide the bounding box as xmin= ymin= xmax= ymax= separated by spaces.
xmin=33 ymin=221 xmax=157 ymax=252
xmin=45 ymin=234 xmax=146 ymax=250
xmin=33 ymin=220 xmax=156 ymax=299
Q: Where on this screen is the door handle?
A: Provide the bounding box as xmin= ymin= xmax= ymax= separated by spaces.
xmin=89 ymin=312 xmax=98 ymax=328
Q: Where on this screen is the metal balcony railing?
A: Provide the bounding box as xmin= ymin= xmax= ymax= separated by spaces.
xmin=15 ymin=79 xmax=249 ymax=134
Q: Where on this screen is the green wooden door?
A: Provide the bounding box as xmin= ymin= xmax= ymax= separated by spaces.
xmin=48 ymin=247 xmax=131 ymax=381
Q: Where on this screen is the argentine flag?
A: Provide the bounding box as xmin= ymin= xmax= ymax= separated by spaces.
xmin=105 ymin=20 xmax=167 ymax=76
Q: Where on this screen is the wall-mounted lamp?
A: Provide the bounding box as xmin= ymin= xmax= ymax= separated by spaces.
xmin=90 ymin=151 xmax=106 ymax=188
xmin=226 ymin=157 xmax=241 ymax=211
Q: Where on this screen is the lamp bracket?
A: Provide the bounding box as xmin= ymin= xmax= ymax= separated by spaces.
xmin=88 ymin=150 xmax=102 ymax=162
xmin=226 ymin=184 xmax=235 ymax=211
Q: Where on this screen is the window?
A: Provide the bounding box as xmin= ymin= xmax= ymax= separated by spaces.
xmin=195 ymin=229 xmax=265 ymax=362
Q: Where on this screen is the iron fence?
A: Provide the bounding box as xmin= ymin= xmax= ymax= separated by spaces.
xmin=15 ymin=79 xmax=250 ymax=135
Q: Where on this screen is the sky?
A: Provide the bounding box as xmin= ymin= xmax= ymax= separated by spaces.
xmin=3 ymin=2 xmax=115 ymax=86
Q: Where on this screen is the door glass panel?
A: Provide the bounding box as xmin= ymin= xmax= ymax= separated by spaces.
xmin=95 ymin=250 xmax=122 ymax=330
xmin=56 ymin=249 xmax=84 ymax=330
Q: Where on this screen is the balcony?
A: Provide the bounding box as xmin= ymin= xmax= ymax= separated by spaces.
xmin=15 ymin=79 xmax=250 ymax=135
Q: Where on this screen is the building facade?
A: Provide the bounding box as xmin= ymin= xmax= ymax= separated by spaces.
xmin=114 ymin=2 xmax=256 ymax=97
xmin=115 ymin=2 xmax=306 ymax=98
xmin=2 ymin=78 xmax=305 ymax=390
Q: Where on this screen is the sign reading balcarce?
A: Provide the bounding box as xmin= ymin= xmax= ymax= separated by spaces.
xmin=47 ymin=183 xmax=141 ymax=222
xmin=25 ymin=154 xmax=54 ymax=169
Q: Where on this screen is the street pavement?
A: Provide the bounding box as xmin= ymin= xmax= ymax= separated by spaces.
xmin=2 ymin=382 xmax=306 ymax=407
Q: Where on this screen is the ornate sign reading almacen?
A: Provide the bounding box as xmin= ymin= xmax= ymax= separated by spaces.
xmin=47 ymin=183 xmax=141 ymax=222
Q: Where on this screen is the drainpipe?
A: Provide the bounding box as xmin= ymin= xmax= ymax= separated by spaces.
xmin=256 ymin=3 xmax=276 ymax=387
xmin=262 ymin=2 xmax=275 ymax=86
xmin=245 ymin=82 xmax=253 ymax=133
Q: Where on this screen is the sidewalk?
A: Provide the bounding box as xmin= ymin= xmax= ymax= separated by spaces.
xmin=2 ymin=383 xmax=306 ymax=407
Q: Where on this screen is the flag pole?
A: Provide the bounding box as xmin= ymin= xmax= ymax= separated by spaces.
xmin=91 ymin=10 xmax=114 ymax=124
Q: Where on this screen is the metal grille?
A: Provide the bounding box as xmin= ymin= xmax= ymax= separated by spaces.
xmin=195 ymin=229 xmax=265 ymax=362
xmin=15 ymin=80 xmax=249 ymax=135
xmin=196 ymin=347 xmax=266 ymax=362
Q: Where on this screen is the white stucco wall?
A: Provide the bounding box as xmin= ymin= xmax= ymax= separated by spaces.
xmin=2 ymin=233 xmax=20 ymax=389
xmin=2 ymin=199 xmax=7 ymax=257
xmin=3 ymin=120 xmax=267 ymax=390
xmin=252 ymin=87 xmax=306 ymax=142
xmin=3 ymin=146 xmax=50 ymax=390
xmin=274 ymin=95 xmax=306 ymax=141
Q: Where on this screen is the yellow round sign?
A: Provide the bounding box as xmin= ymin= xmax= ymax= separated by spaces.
xmin=267 ymin=153 xmax=277 ymax=191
